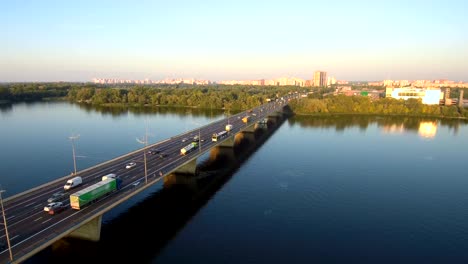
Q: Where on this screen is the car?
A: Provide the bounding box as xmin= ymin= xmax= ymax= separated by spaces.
xmin=48 ymin=203 xmax=67 ymax=215
xmin=126 ymin=162 xmax=137 ymax=169
xmin=44 ymin=201 xmax=64 ymax=212
xmin=182 ymin=138 xmax=188 ymax=142
xmin=148 ymin=148 xmax=161 ymax=155
xmin=47 ymin=192 xmax=66 ymax=203
xmin=158 ymin=153 xmax=168 ymax=159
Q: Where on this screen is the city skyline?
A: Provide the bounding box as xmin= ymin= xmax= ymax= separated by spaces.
xmin=2 ymin=0 xmax=467 ymax=82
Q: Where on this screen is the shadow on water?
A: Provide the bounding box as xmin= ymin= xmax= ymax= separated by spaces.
xmin=27 ymin=109 xmax=292 ymax=264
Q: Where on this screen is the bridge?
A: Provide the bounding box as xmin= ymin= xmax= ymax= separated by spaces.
xmin=0 ymin=94 xmax=300 ymax=263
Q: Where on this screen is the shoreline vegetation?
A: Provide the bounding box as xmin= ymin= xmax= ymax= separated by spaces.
xmin=1 ymin=82 xmax=467 ymax=119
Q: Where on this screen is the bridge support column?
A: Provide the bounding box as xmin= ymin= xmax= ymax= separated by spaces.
xmin=174 ymin=158 xmax=198 ymax=175
xmin=240 ymin=131 xmax=255 ymax=143
xmin=219 ymin=135 xmax=235 ymax=147
xmin=267 ymin=116 xmax=278 ymax=125
xmin=68 ymin=215 xmax=102 ymax=242
xmin=242 ymin=123 xmax=256 ymax=133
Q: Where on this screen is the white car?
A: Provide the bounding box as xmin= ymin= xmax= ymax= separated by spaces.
xmin=126 ymin=162 xmax=137 ymax=169
xmin=44 ymin=202 xmax=63 ymax=212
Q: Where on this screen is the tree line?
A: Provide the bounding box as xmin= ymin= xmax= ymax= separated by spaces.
xmin=1 ymin=82 xmax=467 ymax=119
xmin=289 ymin=94 xmax=468 ymax=118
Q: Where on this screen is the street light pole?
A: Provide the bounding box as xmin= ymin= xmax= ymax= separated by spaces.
xmin=198 ymin=127 xmax=201 ymax=153
xmin=0 ymin=189 xmax=13 ymax=261
xmin=192 ymin=121 xmax=202 ymax=153
xmin=69 ymin=134 xmax=80 ymax=175
xmin=136 ymin=127 xmax=149 ymax=184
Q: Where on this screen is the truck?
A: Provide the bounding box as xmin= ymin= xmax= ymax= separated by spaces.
xmin=225 ymin=124 xmax=233 ymax=132
xmin=70 ymin=177 xmax=122 ymax=210
xmin=180 ymin=142 xmax=198 ymax=155
xmin=64 ymin=176 xmax=82 ymax=190
xmin=102 ymin=173 xmax=117 ymax=181
xmin=242 ymin=116 xmax=250 ymax=123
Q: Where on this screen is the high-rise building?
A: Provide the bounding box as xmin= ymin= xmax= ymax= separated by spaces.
xmin=313 ymin=71 xmax=327 ymax=87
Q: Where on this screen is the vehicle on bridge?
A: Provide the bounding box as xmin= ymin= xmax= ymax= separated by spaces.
xmin=148 ymin=148 xmax=161 ymax=155
xmin=64 ymin=176 xmax=82 ymax=190
xmin=225 ymin=124 xmax=233 ymax=132
xmin=102 ymin=173 xmax=117 ymax=181
xmin=44 ymin=201 xmax=64 ymax=212
xmin=48 ymin=203 xmax=68 ymax=215
xmin=125 ymin=162 xmax=137 ymax=169
xmin=180 ymin=142 xmax=198 ymax=155
xmin=70 ymin=177 xmax=122 ymax=210
xmin=242 ymin=116 xmax=250 ymax=123
xmin=212 ymin=130 xmax=228 ymax=142
xmin=47 ymin=191 xmax=66 ymax=203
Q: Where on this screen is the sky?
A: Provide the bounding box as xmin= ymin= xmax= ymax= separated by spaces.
xmin=1 ymin=0 xmax=467 ymax=82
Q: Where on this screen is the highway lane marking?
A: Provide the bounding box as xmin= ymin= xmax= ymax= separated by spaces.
xmin=10 ymin=235 xmax=19 ymax=241
xmin=42 ymin=218 xmax=52 ymax=224
xmin=34 ymin=217 xmax=43 ymax=222
xmin=24 ymin=202 xmax=35 ymax=207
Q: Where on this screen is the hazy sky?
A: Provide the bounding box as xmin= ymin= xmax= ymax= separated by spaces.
xmin=1 ymin=0 xmax=467 ymax=82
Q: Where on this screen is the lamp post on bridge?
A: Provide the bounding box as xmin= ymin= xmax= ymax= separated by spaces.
xmin=136 ymin=125 xmax=149 ymax=184
xmin=192 ymin=121 xmax=202 ymax=153
xmin=0 ymin=188 xmax=13 ymax=261
xmin=69 ymin=134 xmax=80 ymax=175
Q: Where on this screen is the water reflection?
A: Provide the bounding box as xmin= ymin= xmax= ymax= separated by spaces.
xmin=290 ymin=115 xmax=467 ymax=137
xmin=74 ymin=103 xmax=234 ymax=118
xmin=418 ymin=122 xmax=437 ymax=139
xmin=0 ymin=102 xmax=12 ymax=113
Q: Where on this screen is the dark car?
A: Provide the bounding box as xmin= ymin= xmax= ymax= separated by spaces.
xmin=47 ymin=192 xmax=66 ymax=203
xmin=148 ymin=148 xmax=161 ymax=155
xmin=158 ymin=153 xmax=168 ymax=159
xmin=44 ymin=202 xmax=64 ymax=212
xmin=48 ymin=203 xmax=68 ymax=215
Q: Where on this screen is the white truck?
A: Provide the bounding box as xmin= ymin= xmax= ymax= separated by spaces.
xmin=64 ymin=176 xmax=82 ymax=190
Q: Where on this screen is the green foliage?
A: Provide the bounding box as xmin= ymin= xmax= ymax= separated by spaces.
xmin=65 ymin=84 xmax=299 ymax=110
xmin=0 ymin=82 xmax=72 ymax=101
xmin=290 ymin=94 xmax=465 ymax=119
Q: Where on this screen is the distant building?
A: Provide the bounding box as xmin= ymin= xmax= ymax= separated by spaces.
xmin=385 ymin=87 xmax=443 ymax=105
xmin=313 ymin=71 xmax=327 ymax=87
xmin=327 ymin=76 xmax=337 ymax=86
xmin=368 ymin=81 xmax=383 ymax=86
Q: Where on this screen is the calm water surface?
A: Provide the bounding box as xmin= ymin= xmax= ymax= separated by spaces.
xmin=1 ymin=102 xmax=468 ymax=264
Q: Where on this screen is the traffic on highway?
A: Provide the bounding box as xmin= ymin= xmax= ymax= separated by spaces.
xmin=0 ymin=94 xmax=300 ymax=263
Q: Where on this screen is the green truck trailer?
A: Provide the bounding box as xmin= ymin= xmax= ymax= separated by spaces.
xmin=70 ymin=177 xmax=122 ymax=210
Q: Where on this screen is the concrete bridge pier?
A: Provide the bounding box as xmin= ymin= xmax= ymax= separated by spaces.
xmin=163 ymin=173 xmax=199 ymax=191
xmin=240 ymin=130 xmax=256 ymax=143
xmin=241 ymin=123 xmax=256 ymax=133
xmin=174 ymin=158 xmax=198 ymax=175
xmin=68 ymin=215 xmax=103 ymax=241
xmin=267 ymin=116 xmax=278 ymax=125
xmin=219 ymin=134 xmax=235 ymax=147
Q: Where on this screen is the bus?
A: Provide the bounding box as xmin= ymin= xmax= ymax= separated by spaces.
xmin=180 ymin=142 xmax=198 ymax=155
xmin=212 ymin=130 xmax=228 ymax=142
